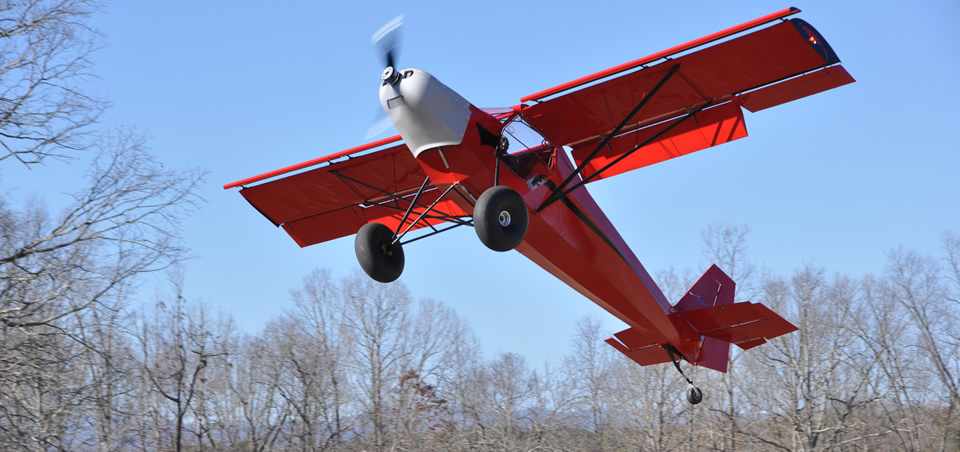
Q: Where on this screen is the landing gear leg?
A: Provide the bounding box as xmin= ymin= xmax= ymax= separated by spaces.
xmin=665 ymin=345 xmax=703 ymax=405
xmin=493 ymin=135 xmax=509 ymax=186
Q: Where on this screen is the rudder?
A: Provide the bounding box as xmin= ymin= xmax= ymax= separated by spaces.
xmin=674 ymin=264 xmax=736 ymax=372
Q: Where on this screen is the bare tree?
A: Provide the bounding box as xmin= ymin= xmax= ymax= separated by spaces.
xmin=485 ymin=352 xmax=535 ymax=449
xmin=565 ymin=316 xmax=615 ymax=449
xmin=887 ymin=247 xmax=959 ymax=450
xmin=264 ymin=270 xmax=353 ymax=451
xmin=0 ymin=133 xmax=201 ymax=450
xmin=73 ymin=285 xmax=139 ymax=452
xmin=0 ymin=0 xmax=106 ymax=165
xmin=389 ymin=298 xmax=467 ymax=449
xmin=341 ymin=275 xmax=413 ymax=452
xmin=437 ymin=320 xmax=486 ymax=449
xmin=1 ymin=132 xmax=202 ymax=331
xmin=216 ymin=333 xmax=288 ymax=451
xmin=737 ymin=268 xmax=881 ymax=451
xmin=942 ymin=232 xmax=960 ymax=330
xmin=135 ymin=274 xmax=227 ymax=452
xmin=294 ymin=270 xmax=353 ymax=444
xmin=701 ymin=223 xmax=754 ymax=451
xmin=701 ymin=223 xmax=756 ymax=298
xmin=854 ymin=275 xmax=928 ymax=450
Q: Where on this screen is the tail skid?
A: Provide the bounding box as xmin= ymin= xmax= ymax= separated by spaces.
xmin=606 ymin=265 xmax=797 ymax=373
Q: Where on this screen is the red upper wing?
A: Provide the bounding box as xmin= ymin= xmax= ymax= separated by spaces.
xmin=520 ymin=16 xmax=854 ymax=181
xmin=239 ymin=143 xmax=469 ymax=247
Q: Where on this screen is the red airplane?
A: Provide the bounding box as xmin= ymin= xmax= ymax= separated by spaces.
xmin=225 ymin=7 xmax=853 ymax=404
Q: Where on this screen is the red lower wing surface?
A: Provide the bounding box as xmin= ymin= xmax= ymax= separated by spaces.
xmin=573 ymin=101 xmax=749 ymax=182
xmin=237 ymin=142 xmax=469 ymax=247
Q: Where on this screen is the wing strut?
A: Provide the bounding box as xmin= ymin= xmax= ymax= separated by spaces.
xmin=394 ymin=177 xmax=431 ymax=236
xmin=536 ymin=64 xmax=681 ymax=212
xmin=329 ymin=169 xmax=475 ymax=246
xmin=329 ymin=169 xmax=472 ymax=237
xmin=330 ymin=171 xmax=473 ymax=231
xmin=571 ymin=103 xmax=708 ymax=186
xmin=393 ymin=182 xmax=464 ymax=244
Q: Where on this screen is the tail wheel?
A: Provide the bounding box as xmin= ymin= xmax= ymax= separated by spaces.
xmin=687 ymin=386 xmax=703 ymax=405
xmin=474 ymin=185 xmax=528 ymax=252
xmin=355 ymin=223 xmax=404 ymax=283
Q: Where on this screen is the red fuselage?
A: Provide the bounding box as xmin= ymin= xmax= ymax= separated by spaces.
xmin=413 ymin=106 xmax=700 ymax=358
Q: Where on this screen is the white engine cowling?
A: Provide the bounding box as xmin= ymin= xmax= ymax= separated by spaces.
xmin=378 ymin=68 xmax=471 ymax=157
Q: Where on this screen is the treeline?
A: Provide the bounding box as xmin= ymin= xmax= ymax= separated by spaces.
xmin=2 ymin=1 xmax=959 ymax=450
xmin=3 ymin=203 xmax=960 ymax=451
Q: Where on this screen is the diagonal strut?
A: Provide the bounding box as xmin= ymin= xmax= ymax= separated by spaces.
xmin=537 ymin=63 xmax=682 ymax=212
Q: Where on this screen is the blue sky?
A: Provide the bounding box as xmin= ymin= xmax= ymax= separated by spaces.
xmin=3 ymin=1 xmax=958 ymax=365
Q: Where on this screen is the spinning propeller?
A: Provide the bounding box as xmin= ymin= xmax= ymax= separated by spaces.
xmin=365 ymin=15 xmax=404 ymax=139
xmin=364 ymin=16 xmax=509 ymax=140
xmin=373 ymin=15 xmax=403 ymax=83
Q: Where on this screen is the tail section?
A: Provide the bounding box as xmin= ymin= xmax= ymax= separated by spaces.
xmin=606 ymin=265 xmax=797 ymax=373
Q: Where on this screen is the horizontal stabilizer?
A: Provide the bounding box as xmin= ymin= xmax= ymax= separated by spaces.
xmin=605 ymin=265 xmax=797 ymax=373
xmin=605 ymin=336 xmax=671 ymax=366
xmin=673 ymin=302 xmax=797 ymax=350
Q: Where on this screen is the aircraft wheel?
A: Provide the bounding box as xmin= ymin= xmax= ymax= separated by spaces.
xmin=687 ymin=386 xmax=703 ymax=405
xmin=355 ymin=222 xmax=404 ymax=283
xmin=474 ymin=185 xmax=528 ymax=252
